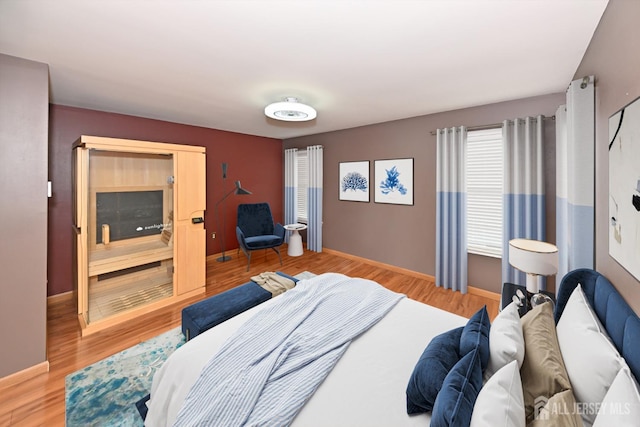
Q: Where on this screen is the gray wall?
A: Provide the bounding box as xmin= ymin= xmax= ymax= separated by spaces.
xmin=0 ymin=54 xmax=49 ymax=378
xmin=285 ymin=92 xmax=563 ymax=294
xmin=574 ymin=0 xmax=640 ymax=312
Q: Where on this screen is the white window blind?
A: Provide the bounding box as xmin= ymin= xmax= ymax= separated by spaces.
xmin=296 ymin=150 xmax=308 ymax=223
xmin=466 ymin=128 xmax=503 ymax=258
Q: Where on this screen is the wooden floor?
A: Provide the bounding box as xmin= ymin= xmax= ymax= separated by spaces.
xmin=0 ymin=248 xmax=499 ymax=426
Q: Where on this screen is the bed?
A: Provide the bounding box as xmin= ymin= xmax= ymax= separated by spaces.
xmin=144 ymin=269 xmax=640 ymax=427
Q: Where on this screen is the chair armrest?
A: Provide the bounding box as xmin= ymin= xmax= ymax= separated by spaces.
xmin=275 ymin=223 xmax=285 ymax=240
xmin=236 ymin=226 xmax=247 ymax=251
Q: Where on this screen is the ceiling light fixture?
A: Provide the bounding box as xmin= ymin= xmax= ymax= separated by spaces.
xmin=264 ymin=97 xmax=317 ymax=122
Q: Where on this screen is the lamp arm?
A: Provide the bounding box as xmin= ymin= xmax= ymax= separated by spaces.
xmin=215 ymin=187 xmax=237 ymax=209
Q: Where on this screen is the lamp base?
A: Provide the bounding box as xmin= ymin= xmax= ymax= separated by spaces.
xmin=525 ymin=274 xmax=540 ymax=294
xmin=216 ymin=255 xmax=232 ymax=262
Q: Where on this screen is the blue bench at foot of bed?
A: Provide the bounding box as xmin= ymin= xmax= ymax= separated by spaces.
xmin=182 ymin=271 xmax=298 ymax=341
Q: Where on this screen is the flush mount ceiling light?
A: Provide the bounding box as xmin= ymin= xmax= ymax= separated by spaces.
xmin=264 ymin=97 xmax=317 ymax=122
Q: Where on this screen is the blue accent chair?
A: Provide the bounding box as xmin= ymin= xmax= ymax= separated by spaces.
xmin=236 ymin=203 xmax=285 ymax=271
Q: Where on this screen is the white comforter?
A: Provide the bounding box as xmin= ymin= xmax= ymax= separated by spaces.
xmin=173 ymin=273 xmax=404 ymax=426
xmin=146 ymin=274 xmax=467 ymax=427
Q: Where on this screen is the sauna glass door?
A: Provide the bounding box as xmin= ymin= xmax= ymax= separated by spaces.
xmin=84 ymin=149 xmax=175 ymax=324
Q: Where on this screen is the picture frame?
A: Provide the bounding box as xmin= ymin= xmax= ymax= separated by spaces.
xmin=339 ymin=161 xmax=370 ymax=202
xmin=609 ymin=95 xmax=640 ymax=281
xmin=374 ymin=158 xmax=414 ymax=205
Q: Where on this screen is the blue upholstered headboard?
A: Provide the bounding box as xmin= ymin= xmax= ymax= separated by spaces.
xmin=555 ymin=268 xmax=640 ymax=382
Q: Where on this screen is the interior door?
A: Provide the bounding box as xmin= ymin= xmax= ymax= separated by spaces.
xmin=174 ymin=150 xmax=206 ymax=295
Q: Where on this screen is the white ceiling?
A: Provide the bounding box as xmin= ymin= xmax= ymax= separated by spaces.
xmin=0 ymin=0 xmax=608 ymax=140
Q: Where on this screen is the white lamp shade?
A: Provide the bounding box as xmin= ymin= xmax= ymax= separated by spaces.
xmin=508 ymin=239 xmax=559 ymax=276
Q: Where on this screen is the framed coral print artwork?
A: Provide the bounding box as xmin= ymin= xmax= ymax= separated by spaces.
xmin=609 ymin=96 xmax=640 ymax=280
xmin=374 ymin=158 xmax=414 ymax=205
xmin=339 ymin=161 xmax=370 ymax=202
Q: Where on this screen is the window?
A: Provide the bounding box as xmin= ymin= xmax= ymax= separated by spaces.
xmin=296 ymin=150 xmax=308 ymax=223
xmin=466 ymin=128 xmax=503 ymax=258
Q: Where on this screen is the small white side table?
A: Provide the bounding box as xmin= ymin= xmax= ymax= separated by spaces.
xmin=284 ymin=223 xmax=307 ymax=256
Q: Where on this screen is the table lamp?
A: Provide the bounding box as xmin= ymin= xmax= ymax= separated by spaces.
xmin=508 ymin=238 xmax=559 ymax=293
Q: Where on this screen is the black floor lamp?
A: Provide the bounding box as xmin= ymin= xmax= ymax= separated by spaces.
xmin=215 ymin=163 xmax=252 ymax=262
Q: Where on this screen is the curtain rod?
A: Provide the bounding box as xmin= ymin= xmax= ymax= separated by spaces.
xmin=429 ymin=115 xmax=555 ymax=136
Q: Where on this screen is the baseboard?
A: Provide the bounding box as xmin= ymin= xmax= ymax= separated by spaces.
xmin=47 ymin=290 xmax=73 ymax=304
xmin=323 ymin=248 xmax=438 ymax=281
xmin=0 ymin=361 xmax=49 ymax=391
xmin=467 ymin=286 xmax=501 ymax=302
xmin=323 ymin=248 xmax=500 ymax=302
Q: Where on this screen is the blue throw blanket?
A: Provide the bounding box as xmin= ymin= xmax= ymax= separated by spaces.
xmin=173 ymin=273 xmax=405 ymax=426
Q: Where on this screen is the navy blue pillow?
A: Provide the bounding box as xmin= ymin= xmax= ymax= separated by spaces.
xmin=406 ymin=327 xmax=463 ymax=414
xmin=459 ymin=305 xmax=491 ymax=370
xmin=430 ymin=348 xmax=483 ymax=427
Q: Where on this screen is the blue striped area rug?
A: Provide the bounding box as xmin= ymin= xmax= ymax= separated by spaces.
xmin=65 ymin=271 xmax=315 ymax=427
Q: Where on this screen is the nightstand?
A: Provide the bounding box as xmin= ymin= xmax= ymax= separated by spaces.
xmin=501 ymin=282 xmax=556 ymax=317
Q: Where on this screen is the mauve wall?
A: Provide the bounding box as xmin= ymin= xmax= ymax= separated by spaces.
xmin=573 ymin=0 xmax=640 ymax=312
xmin=48 ymin=105 xmax=282 ymax=296
xmin=285 ymin=93 xmax=564 ymax=294
xmin=0 ymin=54 xmax=48 ymax=378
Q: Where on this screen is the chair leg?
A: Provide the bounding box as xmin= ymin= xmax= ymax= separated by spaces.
xmin=271 ymin=247 xmax=282 ymax=266
xmin=245 ymin=252 xmax=252 ymax=271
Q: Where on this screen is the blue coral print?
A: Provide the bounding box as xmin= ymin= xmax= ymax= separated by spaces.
xmin=342 ymin=171 xmax=368 ymax=192
xmin=379 ymin=166 xmax=407 ymax=195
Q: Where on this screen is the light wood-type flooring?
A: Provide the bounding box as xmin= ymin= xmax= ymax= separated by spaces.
xmin=0 ymin=247 xmax=499 ymax=426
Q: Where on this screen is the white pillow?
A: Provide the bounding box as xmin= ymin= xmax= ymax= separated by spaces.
xmin=485 ymin=301 xmax=525 ymax=379
xmin=593 ymin=366 xmax=640 ymax=427
xmin=556 ymin=284 xmax=624 ymax=425
xmin=470 ymin=360 xmax=525 ymax=427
